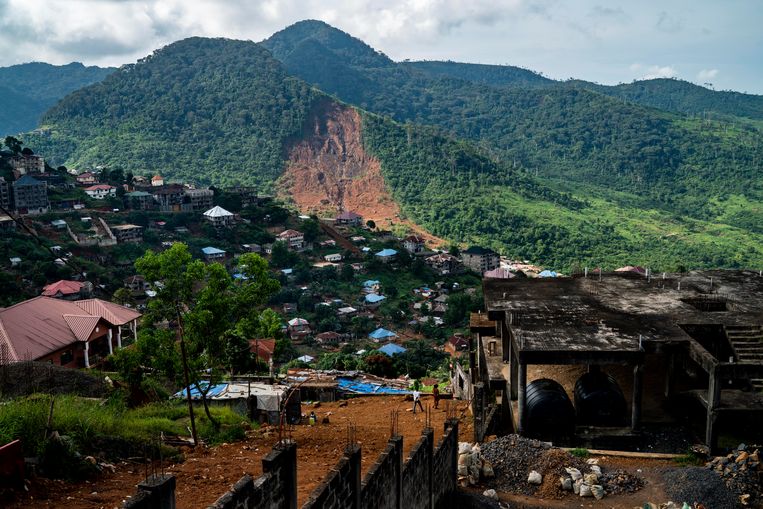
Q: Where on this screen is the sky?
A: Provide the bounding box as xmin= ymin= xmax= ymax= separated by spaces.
xmin=0 ymin=0 xmax=761 ymax=94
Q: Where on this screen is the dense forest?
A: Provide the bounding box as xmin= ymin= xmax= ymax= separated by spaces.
xmin=21 ymin=25 xmax=763 ymax=270
xmin=27 ymin=38 xmax=318 ymax=189
xmin=0 ymin=62 xmax=113 ymax=135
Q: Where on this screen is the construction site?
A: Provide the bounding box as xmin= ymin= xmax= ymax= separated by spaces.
xmin=468 ymin=269 xmax=763 ymax=452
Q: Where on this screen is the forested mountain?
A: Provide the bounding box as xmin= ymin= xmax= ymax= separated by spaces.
xmin=30 ymin=38 xmax=317 ymax=187
xmin=406 ymin=61 xmax=763 ymax=121
xmin=0 ymin=62 xmax=114 ymax=135
xmin=262 ymin=21 xmax=763 ymax=228
xmin=24 ymin=28 xmax=763 ymax=270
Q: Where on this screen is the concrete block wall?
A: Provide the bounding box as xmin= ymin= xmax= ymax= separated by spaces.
xmin=401 ymin=429 xmax=434 ymax=509
xmin=122 ymin=474 xmax=176 ymax=509
xmin=432 ymin=422 xmax=459 ymax=509
xmin=207 ymin=441 xmax=297 ymax=509
xmin=189 ymin=420 xmax=459 ymax=509
xmin=360 ymin=436 xmax=402 ymax=509
xmin=302 ymin=445 xmax=361 ymax=509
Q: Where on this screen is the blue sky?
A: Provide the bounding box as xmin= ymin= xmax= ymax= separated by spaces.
xmin=1 ymin=0 xmax=761 ymax=93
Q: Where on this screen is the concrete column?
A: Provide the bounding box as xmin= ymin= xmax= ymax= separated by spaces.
xmin=346 ymin=444 xmax=362 ymax=509
xmin=664 ymin=351 xmax=675 ymax=399
xmin=468 ymin=334 xmax=477 ymax=384
xmin=705 ymin=368 xmax=721 ymax=451
xmin=132 ymin=320 xmax=137 ymax=341
xmin=117 ymin=326 xmax=122 ymax=349
xmin=107 ymin=329 xmax=113 ymax=355
xmin=84 ymin=341 xmax=90 ymax=368
xmin=137 ymin=474 xmax=175 ymax=509
xmin=631 ymin=364 xmax=644 ymax=430
xmin=517 ymin=361 xmax=527 ymax=434
xmin=510 ymin=334 xmax=519 ymax=400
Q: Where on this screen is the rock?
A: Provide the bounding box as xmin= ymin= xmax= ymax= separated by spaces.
xmin=559 ymin=476 xmax=572 ymax=491
xmin=469 ymin=464 xmax=481 ymax=480
xmin=459 ymin=442 xmax=473 ymax=455
xmin=737 ymin=443 xmax=747 ymax=451
xmin=468 ymin=474 xmax=479 ymax=486
xmin=579 ymin=483 xmax=592 ymax=497
xmin=740 ymin=494 xmax=751 ymax=505
xmin=84 ymin=456 xmax=97 ymax=465
xmin=483 ymin=489 xmax=499 ymax=500
xmin=590 ymin=484 xmax=604 ymax=500
xmin=338 ymin=400 xmax=348 ymax=407
xmin=527 ymin=471 xmax=542 ymax=485
xmin=470 ymin=452 xmax=482 ymax=468
xmin=458 ymin=465 xmax=468 ymax=477
xmin=312 ymin=402 xmax=321 ymax=408
xmin=583 ymin=472 xmax=599 ymax=485
xmin=482 ymin=461 xmax=495 ymax=478
xmin=565 ymin=467 xmax=582 ymax=481
xmin=736 ymin=451 xmax=749 ymax=463
xmin=458 ymin=453 xmax=470 ymax=466
xmin=586 ymin=458 xmax=599 ymax=465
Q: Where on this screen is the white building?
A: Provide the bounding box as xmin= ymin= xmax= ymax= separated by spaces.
xmin=84 ymin=184 xmax=116 ymax=200
xmin=203 ymin=205 xmax=234 ymax=228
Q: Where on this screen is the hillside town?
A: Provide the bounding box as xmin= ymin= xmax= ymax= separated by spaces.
xmin=1 ymin=137 xmax=762 ymax=509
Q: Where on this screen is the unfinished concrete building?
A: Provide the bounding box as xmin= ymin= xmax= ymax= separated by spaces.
xmin=470 ymin=270 xmax=763 ymax=452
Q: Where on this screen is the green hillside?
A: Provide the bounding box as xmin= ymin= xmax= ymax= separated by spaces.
xmin=24 ymin=31 xmax=763 ymax=271
xmin=28 ymin=38 xmax=317 ymax=188
xmin=0 ymin=62 xmax=114 ymax=135
xmin=262 ymin=21 xmax=763 ymax=228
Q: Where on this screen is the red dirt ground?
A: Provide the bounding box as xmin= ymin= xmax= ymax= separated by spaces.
xmin=9 ymin=396 xmax=471 ymax=509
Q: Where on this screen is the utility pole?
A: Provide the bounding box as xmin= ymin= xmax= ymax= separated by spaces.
xmin=176 ymin=313 xmax=198 ymax=446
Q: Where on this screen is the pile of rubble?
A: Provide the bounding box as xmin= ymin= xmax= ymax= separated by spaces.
xmin=705 ymin=444 xmax=761 ymax=506
xmin=477 ymin=435 xmax=642 ymax=500
xmin=457 ymin=442 xmax=495 ymax=486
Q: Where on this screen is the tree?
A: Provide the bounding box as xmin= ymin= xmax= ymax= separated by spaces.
xmin=135 ymin=244 xmax=280 ymax=437
xmin=366 ymin=220 xmax=376 ymax=230
xmin=112 ymin=287 xmax=135 ymax=307
xmin=270 ymin=241 xmax=290 ymax=268
xmin=3 ymin=136 xmax=22 ymax=154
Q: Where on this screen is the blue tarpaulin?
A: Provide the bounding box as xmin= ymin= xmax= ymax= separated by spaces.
xmin=375 ymin=249 xmax=397 ymax=258
xmin=337 ymin=377 xmax=410 ymax=394
xmin=538 ymin=270 xmax=557 ymax=278
xmin=173 ymin=382 xmax=228 ymax=400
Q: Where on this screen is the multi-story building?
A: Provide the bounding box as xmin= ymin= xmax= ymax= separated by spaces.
xmin=84 ymin=184 xmax=116 ymax=200
xmin=461 ymin=246 xmax=500 ymax=273
xmin=75 ymin=172 xmax=98 ymax=185
xmin=335 ymin=210 xmax=362 ymax=227
xmin=125 ymin=191 xmax=155 ymax=210
xmin=276 ymin=229 xmax=305 ymax=251
xmin=403 ymin=235 xmax=426 ymax=253
xmin=153 ymin=184 xmax=185 ymax=212
xmin=111 ymin=224 xmax=144 ymax=243
xmin=203 ymin=205 xmax=234 ymax=228
xmin=183 ymin=188 xmax=214 ymax=212
xmin=12 ymin=175 xmax=49 ymax=215
xmin=10 ymin=154 xmax=45 ymax=175
xmin=0 ymin=177 xmax=11 ymax=211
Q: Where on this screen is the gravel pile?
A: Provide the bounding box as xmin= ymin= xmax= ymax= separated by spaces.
xmin=598 ymin=468 xmax=643 ymax=495
xmin=480 ymin=435 xmax=554 ymax=495
xmin=662 ymin=467 xmax=738 ymax=508
xmin=706 ymin=445 xmax=762 ymax=506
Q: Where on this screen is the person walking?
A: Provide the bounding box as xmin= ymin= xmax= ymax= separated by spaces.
xmin=412 ymin=389 xmax=424 ymax=413
xmin=432 ymin=384 xmax=440 ymax=409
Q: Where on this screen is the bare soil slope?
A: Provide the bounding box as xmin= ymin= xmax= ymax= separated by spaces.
xmin=280 ymin=100 xmax=444 ymax=246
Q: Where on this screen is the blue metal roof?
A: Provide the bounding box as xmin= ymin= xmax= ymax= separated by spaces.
xmin=362 ymin=279 xmax=380 ymax=287
xmin=375 ymin=249 xmax=397 ymax=257
xmin=378 ymin=343 xmax=406 ymax=356
xmin=201 ymin=246 xmax=225 ymax=255
xmin=365 ymin=293 xmax=386 ymax=304
xmin=369 ymin=328 xmax=397 ymax=340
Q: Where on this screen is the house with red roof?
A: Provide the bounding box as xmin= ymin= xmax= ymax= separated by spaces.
xmin=41 ymin=280 xmax=86 ymax=300
xmin=249 ymin=338 xmax=276 ymax=365
xmin=75 ymin=172 xmax=98 ymax=185
xmin=0 ymin=297 xmax=141 ymax=368
xmin=277 ymin=229 xmax=305 ymax=251
xmin=84 ymin=184 xmax=116 ymax=200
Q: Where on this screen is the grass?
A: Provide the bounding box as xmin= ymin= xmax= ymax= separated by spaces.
xmin=569 ymin=448 xmax=590 ymax=458
xmin=673 ymin=450 xmax=705 ymax=467
xmin=0 ymin=393 xmax=253 ymax=458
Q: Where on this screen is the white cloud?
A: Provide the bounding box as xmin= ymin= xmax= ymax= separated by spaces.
xmin=697 ymin=68 xmax=719 ymax=81
xmin=630 ymin=63 xmax=678 ymax=80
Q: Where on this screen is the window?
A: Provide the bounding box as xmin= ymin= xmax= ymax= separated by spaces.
xmin=60 ymin=349 xmax=74 ymax=365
